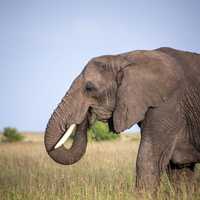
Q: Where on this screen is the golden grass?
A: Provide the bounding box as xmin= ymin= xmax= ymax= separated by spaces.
xmin=0 ymin=134 xmax=199 ymax=200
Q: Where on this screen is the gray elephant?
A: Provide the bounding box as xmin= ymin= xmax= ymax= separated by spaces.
xmin=44 ymin=47 xmax=200 ymax=191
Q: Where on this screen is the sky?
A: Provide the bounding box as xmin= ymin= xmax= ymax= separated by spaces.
xmin=0 ymin=0 xmax=200 ymax=132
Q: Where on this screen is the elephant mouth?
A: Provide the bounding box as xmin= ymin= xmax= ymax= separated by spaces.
xmin=89 ymin=110 xmax=116 ymax=133
xmin=88 ymin=107 xmax=117 ymax=133
xmin=53 ymin=110 xmax=116 ymax=149
xmin=90 ymin=107 xmax=113 ymax=122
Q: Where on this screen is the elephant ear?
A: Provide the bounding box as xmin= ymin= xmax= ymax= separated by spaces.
xmin=113 ymin=62 xmax=179 ymax=132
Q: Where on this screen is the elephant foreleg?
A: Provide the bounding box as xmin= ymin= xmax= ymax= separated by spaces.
xmin=135 ymin=98 xmax=183 ymax=192
xmin=135 ymin=133 xmax=176 ymax=192
xmin=136 ymin=137 xmax=162 ymax=191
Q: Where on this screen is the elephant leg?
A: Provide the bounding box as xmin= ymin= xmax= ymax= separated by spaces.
xmin=135 ymin=134 xmax=176 ymax=192
xmin=136 ymin=138 xmax=161 ymax=191
xmin=135 ymin=99 xmax=183 ymax=192
xmin=167 ymin=162 xmax=196 ymax=188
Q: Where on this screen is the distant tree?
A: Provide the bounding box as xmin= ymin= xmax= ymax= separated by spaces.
xmin=2 ymin=127 xmax=24 ymax=142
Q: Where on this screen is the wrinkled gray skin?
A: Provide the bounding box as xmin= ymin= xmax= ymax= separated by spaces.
xmin=45 ymin=47 xmax=200 ymax=191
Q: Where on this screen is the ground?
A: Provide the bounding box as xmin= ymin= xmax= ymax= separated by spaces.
xmin=0 ymin=133 xmax=200 ymax=200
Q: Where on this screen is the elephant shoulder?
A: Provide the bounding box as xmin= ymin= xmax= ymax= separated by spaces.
xmin=156 ymin=47 xmax=200 ymax=74
xmin=156 ymin=47 xmax=200 ymax=61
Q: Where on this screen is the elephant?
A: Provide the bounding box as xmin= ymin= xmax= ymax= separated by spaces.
xmin=44 ymin=47 xmax=200 ymax=191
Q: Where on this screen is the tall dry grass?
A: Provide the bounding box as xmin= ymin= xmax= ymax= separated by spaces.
xmin=0 ymin=134 xmax=199 ymax=200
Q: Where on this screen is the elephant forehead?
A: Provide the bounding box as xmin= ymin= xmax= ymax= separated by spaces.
xmin=83 ymin=67 xmax=104 ymax=83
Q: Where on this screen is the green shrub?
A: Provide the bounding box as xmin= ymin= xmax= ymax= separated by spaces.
xmin=88 ymin=121 xmax=119 ymax=141
xmin=2 ymin=127 xmax=24 ymax=142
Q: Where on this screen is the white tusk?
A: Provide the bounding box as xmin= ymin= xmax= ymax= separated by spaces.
xmin=54 ymin=124 xmax=77 ymax=149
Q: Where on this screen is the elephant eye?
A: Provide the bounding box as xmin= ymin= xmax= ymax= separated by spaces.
xmin=85 ymin=81 xmax=97 ymax=93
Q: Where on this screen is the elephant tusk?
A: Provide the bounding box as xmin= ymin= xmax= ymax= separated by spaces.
xmin=54 ymin=124 xmax=77 ymax=149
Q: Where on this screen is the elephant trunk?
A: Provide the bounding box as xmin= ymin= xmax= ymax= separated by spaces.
xmin=44 ymin=89 xmax=89 ymax=165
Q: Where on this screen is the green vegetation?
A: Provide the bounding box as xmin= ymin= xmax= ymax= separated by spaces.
xmin=88 ymin=121 xmax=119 ymax=141
xmin=2 ymin=127 xmax=24 ymax=142
xmin=70 ymin=121 xmax=120 ymax=142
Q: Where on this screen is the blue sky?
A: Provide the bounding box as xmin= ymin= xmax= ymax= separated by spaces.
xmin=0 ymin=0 xmax=200 ymax=132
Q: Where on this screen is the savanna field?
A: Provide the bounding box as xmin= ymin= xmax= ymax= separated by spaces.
xmin=0 ymin=133 xmax=200 ymax=200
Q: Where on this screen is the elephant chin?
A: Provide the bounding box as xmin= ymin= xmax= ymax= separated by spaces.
xmin=45 ymin=117 xmax=89 ymax=165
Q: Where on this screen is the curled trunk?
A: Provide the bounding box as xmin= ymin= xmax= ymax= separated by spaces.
xmin=45 ymin=117 xmax=88 ymax=165
xmin=44 ymin=90 xmax=89 ymax=165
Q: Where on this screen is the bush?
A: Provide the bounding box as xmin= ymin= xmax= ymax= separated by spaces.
xmin=88 ymin=121 xmax=119 ymax=141
xmin=2 ymin=127 xmax=24 ymax=142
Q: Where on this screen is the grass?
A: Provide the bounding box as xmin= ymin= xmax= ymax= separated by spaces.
xmin=0 ymin=133 xmax=200 ymax=200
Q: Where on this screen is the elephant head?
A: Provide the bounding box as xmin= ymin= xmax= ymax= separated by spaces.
xmin=44 ymin=50 xmax=180 ymax=165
